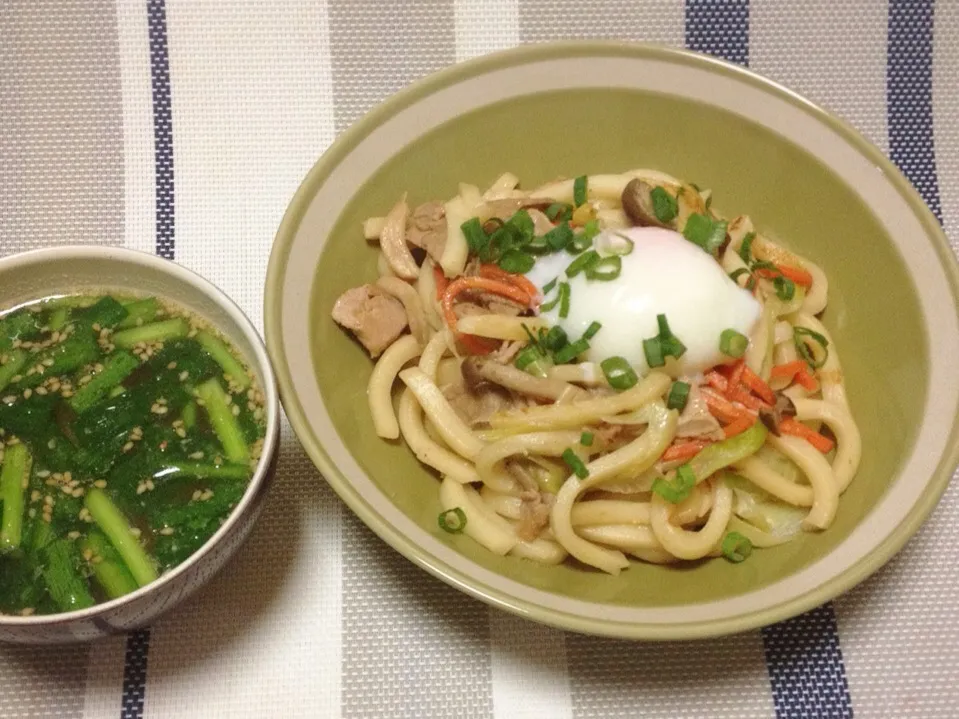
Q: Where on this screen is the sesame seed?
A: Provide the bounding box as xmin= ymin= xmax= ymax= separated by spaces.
xmin=36 ymin=469 xmax=50 ymax=478
xmin=2 ymin=395 xmax=15 ymax=404
xmin=44 ymin=495 xmax=54 ymax=506
xmin=122 ymin=441 xmax=134 ymax=452
xmin=41 ymin=358 xmax=54 ymax=367
xmin=61 ymin=390 xmax=73 ymax=398
xmin=82 ymin=549 xmax=94 ymax=561
xmin=20 ymin=608 xmax=35 ymax=617
xmin=159 ymin=527 xmax=174 ymax=536
xmin=188 ymin=451 xmax=204 ymax=460
xmin=93 ymin=479 xmax=107 ymax=488
xmin=22 ymin=389 xmax=32 ymax=399
xmin=27 ymin=508 xmax=36 ymax=518
xmin=175 ymin=427 xmax=186 ymax=438
xmin=72 ymin=488 xmax=84 ymax=498
xmin=30 ymin=490 xmax=40 ymax=502
xmin=145 ymin=479 xmax=155 ymax=491
xmin=129 ymin=527 xmax=142 ymax=538
xmin=78 ymin=375 xmax=92 ymax=386
xmin=47 ymin=438 xmax=56 ymax=449
xmin=67 ymin=530 xmax=81 ymax=540
xmin=231 ymin=405 xmax=240 ymax=417
xmin=63 ymin=472 xmax=71 ymax=482
xmin=178 ymin=370 xmax=189 ymax=381
xmin=192 ymin=490 xmax=202 ymax=501
xmin=60 ymin=485 xmax=73 ymax=495
xmin=167 ymin=361 xmax=177 ymax=370
xmin=136 ymin=483 xmax=146 ymax=495
xmin=35 ymin=386 xmax=47 ymax=396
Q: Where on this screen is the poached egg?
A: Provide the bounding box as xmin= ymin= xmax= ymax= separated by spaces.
xmin=525 ymin=227 xmax=761 ymax=376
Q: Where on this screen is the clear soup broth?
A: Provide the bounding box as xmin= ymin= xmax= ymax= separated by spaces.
xmin=0 ymin=293 xmax=266 ymax=616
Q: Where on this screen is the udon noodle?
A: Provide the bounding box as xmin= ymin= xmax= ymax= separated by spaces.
xmin=332 ymin=169 xmax=861 ymax=573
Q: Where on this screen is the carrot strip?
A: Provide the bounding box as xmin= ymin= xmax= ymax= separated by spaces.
xmin=441 ymin=277 xmax=531 ymax=330
xmin=728 ymin=359 xmax=747 ymax=390
xmin=700 ymin=387 xmax=751 ymax=423
xmin=432 ymin=264 xmax=448 ymax=301
xmin=779 ymin=418 xmax=835 ymax=453
xmin=704 ymin=371 xmax=728 ymax=393
xmin=726 ymin=385 xmax=768 ymax=411
xmin=795 ymin=366 xmax=819 ymax=392
xmin=770 ymin=360 xmax=806 ymax=380
xmin=479 ymin=264 xmax=540 ymax=301
xmin=756 ymin=263 xmax=814 ymax=287
xmin=742 ymin=366 xmax=776 ymax=405
xmin=723 ymin=415 xmax=756 ymax=439
xmin=441 ymin=276 xmax=531 ymax=356
xmin=661 ymin=440 xmax=711 ymax=463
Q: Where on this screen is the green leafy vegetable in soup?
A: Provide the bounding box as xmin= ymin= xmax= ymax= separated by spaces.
xmin=0 ymin=293 xmax=266 ymax=616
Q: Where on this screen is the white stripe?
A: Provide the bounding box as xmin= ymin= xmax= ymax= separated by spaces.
xmin=836 ymin=4 xmax=959 ymax=716
xmin=161 ymin=0 xmax=336 ymax=332
xmin=750 ymin=1 xmax=889 ymax=153
xmin=454 ymin=0 xmax=519 ymax=63
xmin=490 ymin=610 xmax=572 ymax=719
xmin=82 ymin=634 xmax=127 ymax=718
xmin=138 ymin=0 xmax=341 ymax=714
xmin=116 ymin=0 xmax=156 ymax=255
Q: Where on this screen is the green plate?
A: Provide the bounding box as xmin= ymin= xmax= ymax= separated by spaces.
xmin=265 ymin=43 xmax=959 ymax=639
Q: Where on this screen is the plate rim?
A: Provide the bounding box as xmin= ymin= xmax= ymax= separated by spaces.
xmin=265 ymin=41 xmax=959 ymax=639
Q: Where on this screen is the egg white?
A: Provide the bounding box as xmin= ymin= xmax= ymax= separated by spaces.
xmin=526 ymin=227 xmax=761 ymax=375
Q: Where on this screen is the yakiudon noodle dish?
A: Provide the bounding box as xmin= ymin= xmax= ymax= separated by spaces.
xmin=332 ymin=170 xmax=861 ymax=573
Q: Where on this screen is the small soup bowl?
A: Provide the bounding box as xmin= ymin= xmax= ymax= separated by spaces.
xmin=0 ymin=246 xmax=280 ymax=644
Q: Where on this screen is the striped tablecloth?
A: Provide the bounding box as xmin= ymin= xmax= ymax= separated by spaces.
xmin=1 ymin=1 xmax=957 ymax=717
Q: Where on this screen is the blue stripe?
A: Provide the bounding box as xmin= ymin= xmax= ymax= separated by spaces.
xmin=149 ymin=0 xmax=175 ymax=259
xmin=761 ymin=606 xmax=853 ymax=718
xmin=120 ymin=628 xmax=151 ymax=719
xmin=685 ymin=0 xmax=750 ymax=66
xmin=120 ymin=1 xmax=174 ymax=716
xmin=888 ymin=0 xmax=942 ymax=222
xmin=684 ymin=2 xmax=855 ymax=717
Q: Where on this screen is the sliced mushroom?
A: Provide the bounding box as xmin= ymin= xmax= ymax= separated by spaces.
xmin=759 ymin=394 xmax=798 ymax=436
xmin=621 ymin=178 xmax=672 ymax=229
xmin=462 ymin=357 xmax=585 ymax=402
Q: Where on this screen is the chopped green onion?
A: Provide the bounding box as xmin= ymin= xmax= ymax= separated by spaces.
xmin=562 ymin=448 xmax=590 ymax=479
xmin=738 ymin=232 xmax=756 ymax=265
xmin=720 ymin=328 xmax=749 ymax=358
xmin=558 ymin=282 xmax=571 ymax=318
xmin=651 ymin=186 xmax=678 ymax=223
xmin=683 ymin=213 xmax=728 ymax=254
xmin=666 ymin=381 xmax=690 ymax=411
xmin=794 ymin=326 xmax=829 ymax=369
xmin=586 ymin=255 xmax=622 ymax=281
xmin=600 ymin=356 xmax=638 ymax=390
xmin=652 ymin=464 xmax=696 ymax=503
xmin=582 ymin=321 xmax=602 ymax=340
xmin=545 ymin=203 xmax=572 ymax=222
xmin=728 ymin=267 xmax=756 ymax=290
xmin=526 ymin=236 xmax=551 ymax=255
xmin=599 ymin=231 xmax=635 ymax=256
xmin=568 ymin=231 xmax=593 ymax=254
xmin=573 ymin=175 xmax=588 ymax=207
xmin=542 ymin=277 xmax=557 ymax=295
xmin=580 ymin=431 xmax=594 ymax=447
xmin=553 ymin=338 xmax=589 ymax=364
xmin=461 ymin=217 xmax=487 ymax=256
xmin=505 ymin=209 xmax=535 ymax=244
xmin=721 ymin=531 xmax=753 ymax=563
xmin=566 ymin=250 xmax=600 ymax=277
xmin=498 ymin=249 xmax=535 ymax=274
xmin=544 ymin=221 xmax=573 ymax=251
xmin=438 ymin=508 xmax=467 ymax=534
xmin=773 ymin=275 xmax=795 ymax=301
xmin=540 ymin=289 xmax=562 ymax=312
xmin=642 ymin=314 xmax=687 ymax=368
xmin=543 ymin=326 xmax=568 ymax=351
xmin=488 ymin=227 xmax=514 ymax=261
xmin=750 ymin=260 xmax=777 ymax=272
xmin=582 ymin=219 xmax=601 ymax=242
xmin=515 ymin=345 xmax=549 ymax=377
